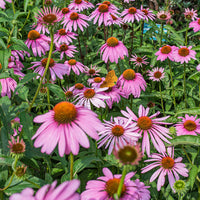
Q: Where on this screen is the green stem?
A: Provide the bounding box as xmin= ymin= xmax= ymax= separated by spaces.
xmin=7 ymin=25 xmax=15 ymax=45
xmin=77 ymin=30 xmax=83 ymax=63
xmin=19 ymin=11 xmax=31 ymax=32
xmin=25 ymin=179 xmax=41 ymax=188
xmin=28 ymin=27 xmax=54 ymax=112
xmin=117 ymin=165 xmax=127 ymax=198
xmin=183 ymin=62 xmax=187 ymax=108
xmin=12 ymin=0 xmax=15 ymax=15
xmin=159 ymin=22 xmax=164 ymax=47
xmin=185 ymin=21 xmax=189 ymax=46
xmin=70 ymin=153 xmax=74 ymax=180
xmin=140 ymin=20 xmax=144 ymax=47
xmin=46 ymin=70 xmax=50 ymax=110
xmin=103 ymin=24 xmax=107 ymax=42
xmin=168 ymin=59 xmax=176 ymax=112
xmin=117 ymin=63 xmax=121 ymax=75
xmin=130 ymin=24 xmax=134 ymax=57
xmin=182 ymin=146 xmax=192 ymax=164
xmin=159 ymin=81 xmax=165 ymax=116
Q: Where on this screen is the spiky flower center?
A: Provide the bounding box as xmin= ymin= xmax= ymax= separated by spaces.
xmin=159 ymin=14 xmax=167 ymax=19
xmin=62 ymin=7 xmax=69 ymax=14
xmin=15 ymin=166 xmax=26 ymax=177
xmin=75 ymin=0 xmax=82 ymax=4
xmin=178 ymin=47 xmax=189 ymax=57
xmin=198 ymin=19 xmax=200 ymax=25
xmin=142 ymin=9 xmax=148 ymax=15
xmin=183 ymin=120 xmax=197 ymax=131
xmin=65 ymin=91 xmax=73 ymax=98
xmin=136 ymin=57 xmax=143 ymax=63
xmin=75 ymin=83 xmax=84 ymax=89
xmin=41 ymin=58 xmax=55 ymax=67
xmin=123 ymin=69 xmax=136 ymax=80
xmin=173 ymin=180 xmax=186 ymax=193
xmin=154 ymin=71 xmax=162 ymax=78
xmin=84 ymin=89 xmax=95 ymax=98
xmin=111 ymin=14 xmax=117 ymax=20
xmin=12 ymin=143 xmax=25 ymax=154
xmin=106 ymin=37 xmax=119 ymax=47
xmin=102 ymin=1 xmax=110 ymax=6
xmin=70 ymin=12 xmax=79 ymax=20
xmin=105 ymin=178 xmax=126 ymax=198
xmin=59 ymin=29 xmax=67 ymax=35
xmin=118 ymin=146 xmax=138 ymax=164
xmin=147 ymin=101 xmax=155 ymax=108
xmin=112 ymin=125 xmax=124 ymax=136
xmin=128 ymin=7 xmax=137 ymax=14
xmin=43 ymin=14 xmax=57 ymax=23
xmin=28 ymin=30 xmax=40 ymax=40
xmin=94 ymin=77 xmax=102 ymax=83
xmin=60 ymin=44 xmax=68 ymax=51
xmin=161 ymin=46 xmax=172 ymax=54
xmin=40 ymin=87 xmax=47 ymax=93
xmin=98 ymin=4 xmax=109 ymax=13
xmin=89 ymin=69 xmax=95 ymax=75
xmin=161 ymin=156 xmax=175 ymax=169
xmin=54 ymin=102 xmax=77 ymax=124
xmin=68 ymin=59 xmax=77 ymax=65
xmin=137 ymin=116 xmax=152 ymax=130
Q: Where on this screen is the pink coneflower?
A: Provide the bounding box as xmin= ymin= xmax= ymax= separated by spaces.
xmin=64 ymin=59 xmax=85 ymax=75
xmin=61 ymin=7 xmax=74 ymax=19
xmin=35 ymin=7 xmax=62 ymax=33
xmin=32 ymin=101 xmax=103 ymax=156
xmin=87 ymin=77 xmax=105 ymax=88
xmin=155 ymin=45 xmax=177 ymax=61
xmin=71 ymin=83 xmax=86 ymax=95
xmin=130 ymin=54 xmax=149 ymax=67
xmin=141 ymin=147 xmax=189 ymax=191
xmin=117 ymin=69 xmax=146 ymax=98
xmin=63 ymin=86 xmax=74 ymax=100
xmin=140 ymin=5 xmax=155 ymax=21
xmin=8 ymin=136 xmax=25 ymax=155
xmin=121 ymin=105 xmax=172 ymax=155
xmin=54 ymin=29 xmax=78 ymax=44
xmin=184 ymin=8 xmax=198 ymax=20
xmin=132 ymin=179 xmax=150 ymax=200
xmin=89 ymin=3 xmax=119 ymax=26
xmin=11 ymin=117 xmax=23 ymax=136
xmin=62 ymin=12 xmax=89 ymax=32
xmin=8 ymin=59 xmax=25 ymax=77
xmin=0 ymin=0 xmax=11 ymax=9
xmin=85 ymin=65 xmax=101 ymax=77
xmin=157 ymin=10 xmax=171 ymax=20
xmin=74 ymin=87 xmax=110 ymax=109
xmin=197 ymin=64 xmax=200 ymax=71
xmin=147 ymin=67 xmax=165 ymax=82
xmin=100 ymin=37 xmax=128 ymax=63
xmin=189 ymin=18 xmax=200 ymax=32
xmin=102 ymin=86 xmax=124 ymax=109
xmin=107 ymin=14 xmax=123 ymax=26
xmin=29 ymin=58 xmax=69 ymax=81
xmin=53 ymin=43 xmax=77 ymax=60
xmin=173 ymin=46 xmax=196 ymax=64
xmin=98 ymin=117 xmax=140 ymax=154
xmin=25 ymin=30 xmax=50 ymax=57
xmin=68 ymin=0 xmax=94 ymax=12
xmin=84 ymin=0 xmax=94 ymax=9
xmin=175 ymin=114 xmax=200 ymax=136
xmin=0 ymin=78 xmax=17 ymax=98
xmin=124 ymin=0 xmax=135 ymax=2
xmin=121 ymin=7 xmax=144 ymax=23
xmin=10 ymin=180 xmax=80 ymax=200
xmin=97 ymin=1 xmax=119 ymax=11
xmin=81 ymin=167 xmax=137 ymax=199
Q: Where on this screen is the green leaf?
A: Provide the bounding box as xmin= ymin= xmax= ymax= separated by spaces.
xmin=47 ymin=83 xmax=65 ymax=99
xmin=0 ymin=72 xmax=10 ymax=79
xmin=19 ymin=73 xmax=37 ymax=85
xmin=0 ymin=49 xmax=11 ymax=69
xmin=188 ymin=165 xmax=198 ymax=189
xmin=167 ymin=135 xmax=200 ymax=146
xmin=24 ymin=0 xmax=29 ymax=12
xmin=18 ymin=86 xmax=29 ymax=101
xmin=10 ymin=37 xmax=30 ymax=52
xmin=0 ymin=38 xmax=6 ymax=49
xmin=0 ymin=127 xmax=9 ymax=154
xmin=176 ymin=107 xmax=200 ymax=115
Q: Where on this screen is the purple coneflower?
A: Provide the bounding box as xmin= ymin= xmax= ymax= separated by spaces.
xmin=10 ymin=180 xmax=80 ymax=200
xmin=121 ymin=7 xmax=144 ymax=23
xmin=25 ymin=30 xmax=50 ymax=57
xmin=117 ymin=69 xmax=146 ymax=98
xmin=107 ymin=14 xmax=123 ymax=26
xmin=8 ymin=136 xmax=25 ymax=155
xmin=84 ymin=65 xmax=101 ymax=77
xmin=100 ymin=37 xmax=128 ymax=63
xmin=140 ymin=5 xmax=155 ymax=21
xmin=121 ymin=105 xmax=172 ymax=155
xmin=32 ymin=101 xmax=103 ymax=156
xmin=29 ymin=58 xmax=69 ymax=81
xmin=54 ymin=29 xmax=78 ymax=44
xmin=142 ymin=147 xmax=189 ymax=191
xmin=189 ymin=18 xmax=200 ymax=32
xmin=54 ymin=43 xmax=77 ymax=60
xmin=98 ymin=117 xmax=140 ymax=154
xmin=64 ymin=59 xmax=85 ymax=75
xmin=155 ymin=45 xmax=177 ymax=61
xmin=184 ymin=8 xmax=198 ymax=20
xmin=130 ymin=54 xmax=149 ymax=67
xmin=173 ymin=46 xmax=196 ymax=64
xmin=68 ymin=0 xmax=94 ymax=12
xmin=0 ymin=78 xmax=17 ymax=98
xmin=157 ymin=10 xmax=171 ymax=20
xmin=147 ymin=67 xmax=165 ymax=82
xmin=71 ymin=83 xmax=86 ymax=95
xmin=81 ymin=167 xmax=137 ymax=200
xmin=87 ymin=77 xmax=105 ymax=88
xmin=175 ymin=114 xmax=200 ymax=136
